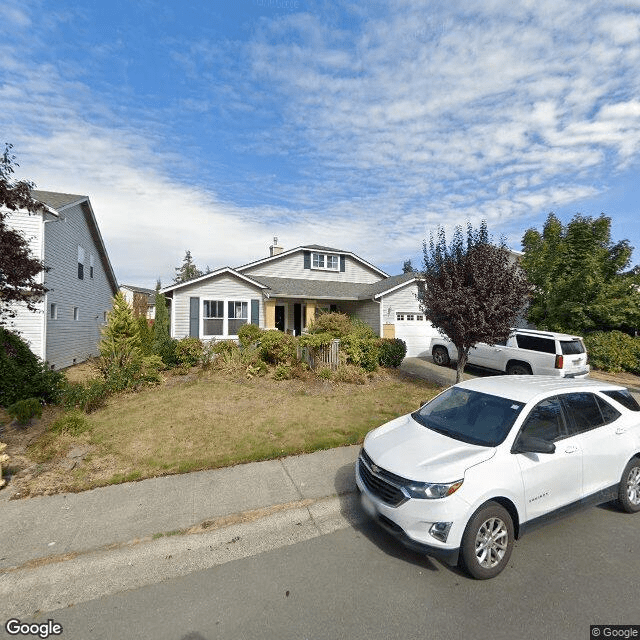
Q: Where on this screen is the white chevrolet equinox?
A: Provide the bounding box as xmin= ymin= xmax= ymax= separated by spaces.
xmin=356 ymin=376 xmax=640 ymax=579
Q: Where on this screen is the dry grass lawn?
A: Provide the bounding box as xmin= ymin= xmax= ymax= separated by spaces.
xmin=2 ymin=368 xmax=440 ymax=498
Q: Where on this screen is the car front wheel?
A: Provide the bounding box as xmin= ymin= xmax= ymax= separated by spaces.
xmin=618 ymin=458 xmax=640 ymax=513
xmin=460 ymin=502 xmax=514 ymax=579
xmin=432 ymin=346 xmax=450 ymax=367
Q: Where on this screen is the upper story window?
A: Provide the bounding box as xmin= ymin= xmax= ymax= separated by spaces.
xmin=78 ymin=246 xmax=85 ymax=280
xmin=312 ymin=252 xmax=339 ymax=271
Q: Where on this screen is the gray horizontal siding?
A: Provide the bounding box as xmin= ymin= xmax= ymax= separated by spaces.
xmin=243 ymin=251 xmax=382 ymax=284
xmin=43 ymin=203 xmax=114 ymax=369
xmin=172 ymin=275 xmax=264 ymax=339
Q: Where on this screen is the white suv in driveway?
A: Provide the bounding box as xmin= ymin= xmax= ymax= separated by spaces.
xmin=431 ymin=328 xmax=589 ymax=377
xmin=356 ymin=376 xmax=640 ymax=579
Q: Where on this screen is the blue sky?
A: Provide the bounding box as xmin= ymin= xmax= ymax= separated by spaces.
xmin=2 ymin=0 xmax=640 ymax=288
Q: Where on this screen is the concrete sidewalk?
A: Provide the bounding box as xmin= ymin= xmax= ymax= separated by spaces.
xmin=0 ymin=445 xmax=360 ymax=572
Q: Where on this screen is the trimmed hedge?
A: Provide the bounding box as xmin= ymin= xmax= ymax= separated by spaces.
xmin=584 ymin=331 xmax=640 ymax=374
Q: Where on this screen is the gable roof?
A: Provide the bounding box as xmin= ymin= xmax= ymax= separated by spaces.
xmin=160 ymin=267 xmax=270 ymax=294
xmin=235 ymin=245 xmax=389 ymax=278
xmin=32 ymin=190 xmax=119 ymax=296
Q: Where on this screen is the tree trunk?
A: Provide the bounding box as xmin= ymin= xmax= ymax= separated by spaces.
xmin=455 ymin=350 xmax=468 ymax=383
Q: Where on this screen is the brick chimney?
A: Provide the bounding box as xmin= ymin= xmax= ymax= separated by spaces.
xmin=269 ymin=236 xmax=283 ymax=256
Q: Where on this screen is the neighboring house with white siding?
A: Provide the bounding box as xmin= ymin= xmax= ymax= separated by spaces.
xmin=1 ymin=191 xmax=118 ymax=369
xmin=161 ymin=239 xmax=439 ymax=357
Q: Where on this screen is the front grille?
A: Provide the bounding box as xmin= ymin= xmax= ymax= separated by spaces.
xmin=359 ymin=450 xmax=408 ymax=507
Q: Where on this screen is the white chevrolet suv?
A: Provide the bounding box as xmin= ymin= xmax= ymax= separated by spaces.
xmin=431 ymin=328 xmax=589 ymax=377
xmin=356 ymin=376 xmax=640 ymax=579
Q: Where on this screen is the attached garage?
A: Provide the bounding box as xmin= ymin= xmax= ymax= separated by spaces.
xmin=375 ymin=276 xmax=440 ymax=358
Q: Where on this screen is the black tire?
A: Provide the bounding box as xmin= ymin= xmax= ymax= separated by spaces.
xmin=432 ymin=346 xmax=450 ymax=367
xmin=459 ymin=502 xmax=514 ymax=580
xmin=506 ymin=362 xmax=532 ymax=376
xmin=617 ymin=457 xmax=640 ymax=513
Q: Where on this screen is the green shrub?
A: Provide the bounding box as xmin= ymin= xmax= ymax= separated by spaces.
xmin=6 ymin=397 xmax=43 ymax=425
xmin=584 ymin=331 xmax=640 ymax=373
xmin=273 ymin=364 xmax=292 ymax=380
xmin=137 ymin=317 xmax=154 ymax=355
xmin=154 ymin=336 xmax=178 ymax=367
xmin=316 ymin=366 xmax=333 ymax=380
xmin=238 ymin=323 xmax=263 ymax=349
xmin=379 ymin=338 xmax=407 ymax=368
xmin=62 ymin=379 xmax=110 ymax=413
xmin=0 ymin=327 xmax=65 ymax=406
xmin=333 ymin=364 xmax=367 ymax=384
xmin=258 ymin=330 xmax=297 ymax=365
xmin=50 ymin=410 xmax=91 ymax=436
xmin=340 ymin=335 xmax=379 ymax=372
xmin=211 ymin=340 xmax=240 ymax=355
xmin=307 ymin=312 xmax=352 ymax=338
xmin=175 ymin=337 xmax=204 ymax=367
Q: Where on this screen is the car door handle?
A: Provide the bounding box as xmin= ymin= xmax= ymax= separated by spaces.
xmin=564 ymin=445 xmax=578 ymax=453
xmin=615 ymin=427 xmax=627 ymax=435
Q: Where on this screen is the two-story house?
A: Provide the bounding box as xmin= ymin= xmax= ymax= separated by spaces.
xmin=2 ymin=191 xmax=118 ymax=369
xmin=161 ymin=239 xmax=439 ymax=357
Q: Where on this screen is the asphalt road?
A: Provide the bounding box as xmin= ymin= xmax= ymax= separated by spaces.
xmin=18 ymin=496 xmax=639 ymax=640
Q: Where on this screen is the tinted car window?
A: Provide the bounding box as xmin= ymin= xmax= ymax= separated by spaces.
xmin=561 ymin=393 xmax=604 ymax=435
xmin=519 ymin=397 xmax=564 ymax=442
xmin=515 ymin=334 xmax=556 ymax=354
xmin=595 ymin=395 xmax=621 ymax=424
xmin=602 ymin=389 xmax=640 ymax=412
xmin=412 ymin=387 xmax=524 ymax=447
xmin=560 ymin=340 xmax=585 ymax=355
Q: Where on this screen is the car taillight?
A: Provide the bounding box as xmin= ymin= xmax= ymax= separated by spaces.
xmin=555 ymin=354 xmax=564 ymax=369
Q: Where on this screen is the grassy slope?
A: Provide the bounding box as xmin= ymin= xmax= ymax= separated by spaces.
xmin=18 ymin=369 xmax=440 ymax=496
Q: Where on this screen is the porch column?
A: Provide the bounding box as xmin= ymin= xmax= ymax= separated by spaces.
xmin=305 ymin=300 xmax=316 ymax=327
xmin=264 ymin=299 xmax=276 ymax=329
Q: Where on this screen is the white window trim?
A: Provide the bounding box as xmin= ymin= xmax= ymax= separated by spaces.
xmin=201 ymin=298 xmax=250 ymax=338
xmin=311 ymin=252 xmax=339 ymax=272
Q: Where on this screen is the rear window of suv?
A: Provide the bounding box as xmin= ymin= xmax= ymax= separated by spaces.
xmin=560 ymin=340 xmax=585 ymax=355
xmin=602 ymin=390 xmax=640 ymax=412
xmin=515 ymin=334 xmax=556 ymax=353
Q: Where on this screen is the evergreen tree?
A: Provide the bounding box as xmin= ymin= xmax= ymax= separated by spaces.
xmin=99 ymin=292 xmax=142 ymax=370
xmin=174 ymin=250 xmax=203 ymax=283
xmin=153 ymin=281 xmax=176 ymax=365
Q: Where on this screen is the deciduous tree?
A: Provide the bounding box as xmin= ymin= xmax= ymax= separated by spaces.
xmin=0 ymin=144 xmax=49 ymax=323
xmin=521 ymin=213 xmax=640 ymax=333
xmin=419 ymin=222 xmax=531 ymax=382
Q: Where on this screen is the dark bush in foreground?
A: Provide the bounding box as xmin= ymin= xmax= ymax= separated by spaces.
xmin=379 ymin=338 xmax=407 ymax=368
xmin=0 ymin=327 xmax=65 ymax=407
xmin=6 ymin=397 xmax=42 ymax=424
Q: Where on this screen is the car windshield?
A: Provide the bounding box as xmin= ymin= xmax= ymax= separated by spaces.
xmin=560 ymin=339 xmax=585 ymax=355
xmin=412 ymin=387 xmax=525 ymax=447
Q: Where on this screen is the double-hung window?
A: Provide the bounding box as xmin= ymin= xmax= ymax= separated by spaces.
xmin=203 ymin=300 xmax=223 ymax=336
xmin=78 ymin=246 xmax=85 ymax=280
xmin=228 ymin=301 xmax=248 ymax=335
xmin=312 ymin=252 xmax=339 ymax=271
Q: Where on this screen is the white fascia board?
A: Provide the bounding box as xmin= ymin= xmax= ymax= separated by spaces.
xmin=373 ymin=277 xmax=418 ymax=299
xmin=160 ymin=267 xmax=270 ymax=294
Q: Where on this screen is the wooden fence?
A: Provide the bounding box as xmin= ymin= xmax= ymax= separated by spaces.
xmin=297 ymin=339 xmax=341 ymax=371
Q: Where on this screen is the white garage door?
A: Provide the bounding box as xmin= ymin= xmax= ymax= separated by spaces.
xmin=393 ymin=312 xmax=439 ymax=357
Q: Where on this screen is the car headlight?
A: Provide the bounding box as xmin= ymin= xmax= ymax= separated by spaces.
xmin=404 ymin=479 xmax=463 ymax=499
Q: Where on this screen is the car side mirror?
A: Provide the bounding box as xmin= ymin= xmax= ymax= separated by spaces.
xmin=513 ymin=435 xmax=556 ymax=455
